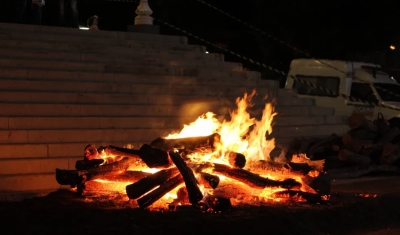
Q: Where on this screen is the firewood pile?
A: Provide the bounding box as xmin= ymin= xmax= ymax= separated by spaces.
xmin=284 ymin=113 xmax=400 ymax=179
xmin=55 ymin=134 xmax=330 ymax=211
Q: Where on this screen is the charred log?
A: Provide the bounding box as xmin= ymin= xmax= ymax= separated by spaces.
xmin=75 ymin=159 xmax=104 ymax=170
xmin=125 ymin=167 xmax=179 ymax=199
xmin=169 ymin=152 xmax=203 ymax=204
xmin=138 ymin=144 xmax=173 ymax=168
xmin=84 ymin=144 xmax=101 ymax=160
xmin=227 ymin=151 xmax=246 ymax=169
xmin=197 ymin=172 xmax=220 ymax=189
xmin=137 ymin=174 xmax=184 ymax=209
xmin=55 ymin=157 xmax=133 ymax=186
xmin=284 ymin=162 xmax=312 ymax=175
xmin=302 ymin=172 xmax=331 ymax=196
xmin=272 ymin=190 xmax=329 ymax=204
xmin=209 ymin=163 xmax=301 ymax=189
xmin=150 ymin=133 xmax=221 ymax=151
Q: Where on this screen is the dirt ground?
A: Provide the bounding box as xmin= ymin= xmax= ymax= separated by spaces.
xmin=1 ymin=177 xmax=400 ymax=235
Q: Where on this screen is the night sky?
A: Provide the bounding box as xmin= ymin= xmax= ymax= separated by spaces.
xmin=1 ymin=0 xmax=399 ymax=74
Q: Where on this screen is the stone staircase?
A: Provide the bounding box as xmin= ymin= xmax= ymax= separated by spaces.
xmin=0 ymin=22 xmax=348 ymax=200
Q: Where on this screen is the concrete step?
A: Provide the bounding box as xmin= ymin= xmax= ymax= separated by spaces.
xmin=0 ymin=58 xmax=252 ymax=78
xmin=0 ymin=46 xmax=223 ymax=63
xmin=0 ymin=37 xmax=205 ymax=53
xmin=0 ymin=157 xmax=82 ymax=175
xmin=0 ymin=103 xmax=333 ymax=117
xmin=0 ymin=78 xmax=278 ymax=98
xmin=0 ymin=47 xmax=240 ymax=70
xmin=0 ymin=38 xmax=209 ymax=58
xmin=0 ymin=128 xmax=176 ymax=144
xmin=0 ymin=91 xmax=225 ymax=105
xmin=0 ymin=173 xmax=60 ymax=192
xmin=0 ymin=22 xmax=188 ymax=44
xmin=2 ymin=31 xmax=191 ymax=48
xmin=4 ymin=31 xmax=193 ymax=48
xmin=0 ymin=117 xmax=193 ymax=130
xmin=0 ymin=91 xmax=308 ymax=106
xmin=0 ymin=115 xmax=345 ymax=131
xmin=273 ymin=115 xmax=345 ymax=127
xmin=0 ymin=103 xmax=228 ymax=118
xmin=0 ymin=68 xmax=267 ymax=88
xmin=0 ymin=142 xmax=148 ymax=160
xmin=273 ymin=124 xmax=349 ymax=138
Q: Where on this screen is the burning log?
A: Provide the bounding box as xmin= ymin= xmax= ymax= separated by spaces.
xmin=272 ymin=190 xmax=329 ymax=204
xmin=137 ymin=174 xmax=184 ymax=209
xmin=150 ymin=133 xmax=221 ymax=151
xmin=209 ymin=163 xmax=301 ymax=189
xmin=284 ymin=162 xmax=312 ymax=175
xmin=98 ymin=145 xmax=172 ymax=168
xmin=126 ymin=167 xmax=179 ymax=199
xmin=248 ymin=160 xmax=321 ymax=176
xmin=328 ymin=164 xmax=400 ymax=179
xmin=227 ymin=151 xmax=246 ymax=168
xmin=55 ymin=157 xmax=134 ymax=186
xmin=169 ymin=152 xmax=204 ymax=204
xmin=75 ymin=159 xmax=104 ymax=170
xmin=197 ymin=172 xmax=220 ymax=189
xmin=92 ymin=171 xmax=151 ymax=182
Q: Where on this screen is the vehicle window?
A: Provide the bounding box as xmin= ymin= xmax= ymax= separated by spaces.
xmin=374 ymin=83 xmax=400 ymax=102
xmin=293 ymin=75 xmax=339 ymax=97
xmin=350 ymin=83 xmax=378 ymax=103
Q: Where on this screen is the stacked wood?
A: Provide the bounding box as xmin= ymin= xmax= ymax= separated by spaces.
xmin=286 ymin=113 xmax=400 ymax=177
xmin=55 ymin=132 xmax=332 ymax=208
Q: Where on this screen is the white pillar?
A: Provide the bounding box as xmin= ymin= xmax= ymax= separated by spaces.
xmin=134 ymin=0 xmax=154 ymax=25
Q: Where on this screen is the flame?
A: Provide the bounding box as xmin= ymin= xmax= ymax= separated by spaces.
xmin=165 ymin=90 xmax=277 ymax=163
xmin=79 ymin=90 xmax=325 ymax=208
xmin=165 ymin=112 xmax=220 ymax=139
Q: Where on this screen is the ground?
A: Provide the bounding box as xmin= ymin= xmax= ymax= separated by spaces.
xmin=1 ymin=177 xmax=400 ymax=235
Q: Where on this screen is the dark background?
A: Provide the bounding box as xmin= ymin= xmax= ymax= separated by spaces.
xmin=1 ymin=0 xmax=399 ymax=79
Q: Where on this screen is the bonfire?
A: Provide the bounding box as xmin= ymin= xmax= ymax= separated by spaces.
xmin=55 ymin=90 xmax=329 ymax=212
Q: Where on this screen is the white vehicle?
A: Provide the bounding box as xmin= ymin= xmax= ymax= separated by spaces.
xmin=284 ymin=59 xmax=400 ymax=121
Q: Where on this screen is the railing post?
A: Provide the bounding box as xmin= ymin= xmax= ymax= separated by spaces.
xmin=134 ymin=0 xmax=153 ymax=25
